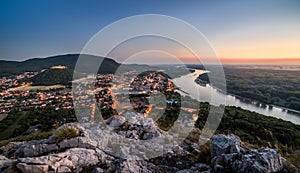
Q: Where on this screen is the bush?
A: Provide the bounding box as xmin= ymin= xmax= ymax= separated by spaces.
xmin=54 ymin=126 xmax=82 ymax=142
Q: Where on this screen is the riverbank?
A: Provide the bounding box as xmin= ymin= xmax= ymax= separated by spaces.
xmin=197 ymin=67 xmax=300 ymax=112
xmin=209 ymin=83 xmax=300 ymax=115
xmin=192 ymin=68 xmax=300 ymax=115
xmin=173 ymin=69 xmax=300 ymax=125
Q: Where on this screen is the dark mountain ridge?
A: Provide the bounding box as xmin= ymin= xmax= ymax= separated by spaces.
xmin=0 ymin=54 xmax=120 ymax=76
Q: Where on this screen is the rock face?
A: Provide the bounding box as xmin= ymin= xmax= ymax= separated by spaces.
xmin=0 ymin=117 xmax=297 ymax=173
xmin=0 ymin=155 xmax=16 ymax=172
xmin=210 ymin=134 xmax=285 ymax=173
xmin=231 ymin=148 xmax=283 ymax=173
xmin=210 ymin=134 xmax=244 ymax=157
xmin=0 ymin=113 xmax=205 ymax=173
xmin=107 ymin=115 xmax=126 ymax=127
xmin=17 ymin=148 xmax=101 ymax=173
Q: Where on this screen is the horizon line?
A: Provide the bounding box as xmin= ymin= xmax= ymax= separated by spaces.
xmin=1 ymin=53 xmax=300 ymax=65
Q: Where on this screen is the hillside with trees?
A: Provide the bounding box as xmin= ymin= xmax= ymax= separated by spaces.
xmin=197 ymin=66 xmax=300 ymax=111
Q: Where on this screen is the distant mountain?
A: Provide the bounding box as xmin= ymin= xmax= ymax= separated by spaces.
xmin=0 ymin=54 xmax=120 ymax=76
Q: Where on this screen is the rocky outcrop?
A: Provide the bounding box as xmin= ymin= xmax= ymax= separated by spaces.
xmin=0 ymin=115 xmax=298 ymax=173
xmin=0 ymin=155 xmax=16 ymax=172
xmin=210 ymin=134 xmax=244 ymax=157
xmin=210 ymin=134 xmax=286 ymax=173
xmin=0 ymin=113 xmax=198 ymax=173
xmin=17 ymin=148 xmax=101 ymax=173
xmin=231 ymin=148 xmax=283 ymax=173
xmin=176 ymin=163 xmax=211 ymax=173
xmin=107 ymin=115 xmax=126 ymax=127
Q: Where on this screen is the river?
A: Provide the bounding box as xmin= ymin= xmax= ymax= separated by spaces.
xmin=172 ymin=69 xmax=300 ymax=125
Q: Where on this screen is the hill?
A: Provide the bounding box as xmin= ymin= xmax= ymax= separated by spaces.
xmin=197 ymin=66 xmax=300 ymax=111
xmin=28 ymin=68 xmax=74 ymax=86
xmin=0 ymin=54 xmax=120 ymax=76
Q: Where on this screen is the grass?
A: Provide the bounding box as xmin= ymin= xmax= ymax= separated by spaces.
xmin=0 ymin=112 xmax=29 ymax=140
xmin=0 ymin=113 xmax=7 ymax=121
xmin=0 ymin=131 xmax=53 ymax=147
xmin=14 ymin=85 xmax=65 ymax=91
xmin=286 ymin=150 xmax=300 ymax=169
xmin=54 ymin=126 xmax=82 ymax=142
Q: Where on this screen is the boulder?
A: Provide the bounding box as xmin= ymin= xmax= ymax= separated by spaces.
xmin=210 ymin=134 xmax=244 ymax=157
xmin=0 ymin=155 xmax=15 ymax=172
xmin=210 ymin=134 xmax=284 ymax=173
xmin=0 ymin=122 xmax=293 ymax=173
xmin=17 ymin=163 xmax=49 ymax=173
xmin=120 ymin=160 xmax=153 ymax=173
xmin=17 ymin=148 xmax=99 ymax=173
xmin=120 ymin=159 xmax=178 ymax=173
xmin=0 ymin=141 xmax=24 ymax=154
xmin=107 ymin=115 xmax=126 ymax=127
xmin=231 ymin=148 xmax=283 ymax=173
xmin=176 ymin=163 xmax=211 ymax=173
xmin=12 ymin=142 xmax=59 ymax=158
xmin=58 ymin=136 xmax=97 ymax=150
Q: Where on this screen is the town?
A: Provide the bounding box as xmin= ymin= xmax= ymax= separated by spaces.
xmin=0 ymin=67 xmax=181 ymax=121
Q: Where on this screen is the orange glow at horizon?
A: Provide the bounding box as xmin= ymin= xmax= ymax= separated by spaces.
xmin=178 ymin=54 xmax=300 ymax=64
xmin=219 ymin=57 xmax=300 ymax=64
xmin=177 ymin=49 xmax=300 ymax=64
xmin=110 ymin=36 xmax=300 ymax=65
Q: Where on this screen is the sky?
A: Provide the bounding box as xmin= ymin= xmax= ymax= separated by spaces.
xmin=0 ymin=0 xmax=300 ymax=64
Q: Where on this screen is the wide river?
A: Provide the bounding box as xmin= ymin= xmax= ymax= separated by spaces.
xmin=173 ymin=69 xmax=300 ymax=125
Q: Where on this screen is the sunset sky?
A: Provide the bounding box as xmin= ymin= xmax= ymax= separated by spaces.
xmin=1 ymin=0 xmax=300 ymax=64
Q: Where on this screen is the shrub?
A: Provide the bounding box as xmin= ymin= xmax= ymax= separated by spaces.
xmin=54 ymin=126 xmax=82 ymax=142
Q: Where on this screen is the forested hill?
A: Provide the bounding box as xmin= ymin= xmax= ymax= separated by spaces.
xmin=27 ymin=68 xmax=74 ymax=86
xmin=0 ymin=54 xmax=120 ymax=76
xmin=197 ymin=66 xmax=300 ymax=111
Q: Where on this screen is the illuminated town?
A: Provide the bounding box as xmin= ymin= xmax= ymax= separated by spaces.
xmin=0 ymin=67 xmax=180 ymax=121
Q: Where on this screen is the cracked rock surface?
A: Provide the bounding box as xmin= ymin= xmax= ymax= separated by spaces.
xmin=0 ymin=113 xmax=298 ymax=173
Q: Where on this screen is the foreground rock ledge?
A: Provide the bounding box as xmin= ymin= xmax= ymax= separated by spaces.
xmin=210 ymin=134 xmax=285 ymax=173
xmin=0 ymin=121 xmax=298 ymax=173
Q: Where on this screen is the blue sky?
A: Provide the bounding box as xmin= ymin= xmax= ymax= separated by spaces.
xmin=1 ymin=0 xmax=300 ymax=63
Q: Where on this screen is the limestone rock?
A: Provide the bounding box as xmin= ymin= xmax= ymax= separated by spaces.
xmin=211 ymin=134 xmax=284 ymax=173
xmin=231 ymin=148 xmax=283 ymax=173
xmin=176 ymin=163 xmax=211 ymax=173
xmin=0 ymin=123 xmax=293 ymax=173
xmin=0 ymin=155 xmax=15 ymax=172
xmin=58 ymin=136 xmax=97 ymax=150
xmin=17 ymin=163 xmax=49 ymax=173
xmin=210 ymin=134 xmax=244 ymax=157
xmin=18 ymin=148 xmax=99 ymax=173
xmin=12 ymin=142 xmax=59 ymax=158
xmin=107 ymin=115 xmax=126 ymax=127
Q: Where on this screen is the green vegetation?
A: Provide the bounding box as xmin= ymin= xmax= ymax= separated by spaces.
xmin=0 ymin=114 xmax=7 ymax=121
xmin=28 ymin=68 xmax=75 ymax=86
xmin=198 ymin=66 xmax=300 ymax=111
xmin=0 ymin=131 xmax=52 ymax=147
xmin=156 ymin=91 xmax=181 ymax=131
xmin=195 ymin=102 xmax=300 ymax=153
xmin=0 ymin=95 xmax=299 ymax=167
xmin=54 ymin=126 xmax=82 ymax=142
xmin=0 ymin=107 xmax=76 ymax=141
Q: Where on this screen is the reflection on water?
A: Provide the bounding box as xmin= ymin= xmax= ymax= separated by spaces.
xmin=173 ymin=70 xmax=300 ymax=125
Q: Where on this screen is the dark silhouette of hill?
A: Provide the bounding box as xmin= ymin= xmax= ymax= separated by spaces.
xmin=0 ymin=54 xmax=120 ymax=76
xmin=28 ymin=68 xmax=75 ymax=86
